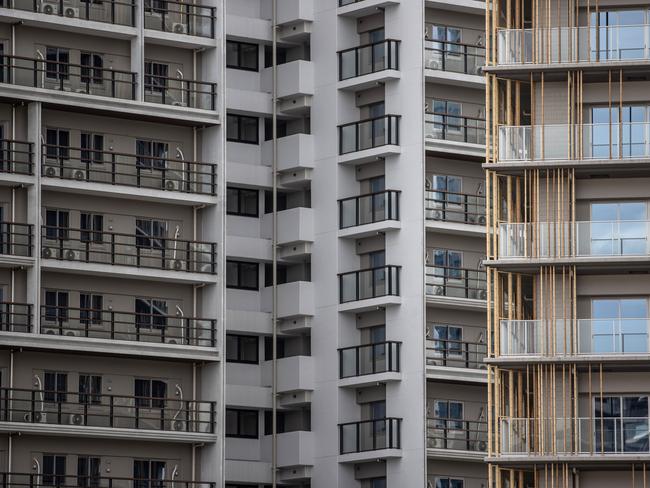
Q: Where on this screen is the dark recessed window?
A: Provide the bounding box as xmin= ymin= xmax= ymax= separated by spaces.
xmin=226 ymin=260 xmax=259 ymax=290
xmin=226 ymin=334 xmax=259 ymax=364
xmin=227 ymin=114 xmax=259 ymax=144
xmin=226 ymin=408 xmax=259 ymax=438
xmin=226 ymin=41 xmax=259 ymax=71
xmin=227 ymin=187 xmax=259 ymax=217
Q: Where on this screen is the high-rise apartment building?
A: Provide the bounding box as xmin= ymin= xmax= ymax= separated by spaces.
xmin=485 ymin=0 xmax=650 ymax=487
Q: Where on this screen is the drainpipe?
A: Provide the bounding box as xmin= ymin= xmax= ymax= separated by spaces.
xmin=271 ymin=0 xmax=278 ymax=486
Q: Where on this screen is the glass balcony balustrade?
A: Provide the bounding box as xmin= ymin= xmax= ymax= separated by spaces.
xmin=339 ymin=418 xmax=402 ymax=454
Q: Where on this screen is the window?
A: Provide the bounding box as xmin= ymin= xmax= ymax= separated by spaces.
xmin=226 ymin=334 xmax=259 ymax=363
xmin=264 ymin=336 xmax=286 ymax=361
xmin=367 ymin=101 xmax=385 ymax=119
xmin=43 ymin=454 xmax=66 ymax=487
xmin=431 ymin=325 xmax=463 ymax=357
xmin=263 ymin=410 xmax=286 ymax=435
xmin=264 ymin=45 xmax=288 ymax=68
xmin=80 ymin=293 xmax=103 ymax=325
xmin=45 ymin=209 xmax=70 ymax=240
xmin=135 ymin=218 xmax=167 ymax=250
xmin=78 ymin=375 xmax=102 ymax=405
xmin=80 ymin=213 xmax=103 ymax=243
xmin=369 ymin=478 xmax=387 ymax=488
xmin=227 ymin=187 xmax=259 ymax=217
xmin=590 ymin=105 xmax=649 ymax=158
xmin=135 ymin=298 xmax=168 ymax=329
xmin=263 ymin=117 xmax=288 ymax=141
xmin=80 ymin=52 xmax=103 ymax=85
xmin=591 ymin=10 xmax=648 ymax=61
xmin=144 ymin=0 xmax=165 ymax=14
xmin=595 ymin=395 xmax=649 ymax=452
xmin=430 ymin=249 xmax=463 ymax=278
xmin=225 ymin=408 xmax=258 ymax=438
xmin=264 ymin=190 xmax=288 ymax=214
xmin=133 ymin=460 xmax=166 ymax=488
xmin=77 ymin=456 xmax=100 ymax=488
xmin=431 ymin=400 xmax=464 ymax=429
xmin=44 ymin=290 xmax=69 ymax=322
xmin=264 ymin=262 xmax=288 ymax=287
xmin=136 ymin=140 xmax=168 ymax=169
xmin=46 ymin=47 xmax=69 ymax=81
xmin=591 ymin=298 xmax=648 ymax=353
xmin=589 ymin=201 xmax=648 ymax=255
xmin=226 ymin=41 xmax=259 ymax=71
xmin=81 ymin=133 xmax=104 ymax=164
xmin=45 ymin=128 xmax=70 ymax=160
xmin=434 ymin=478 xmax=464 ymax=488
xmin=226 ymin=260 xmax=259 ymax=290
xmin=135 ymin=378 xmax=167 ymax=408
xmin=144 ymin=61 xmax=169 ymax=93
xmin=227 ymin=114 xmax=259 ymax=144
xmin=44 ymin=371 xmax=68 ymax=403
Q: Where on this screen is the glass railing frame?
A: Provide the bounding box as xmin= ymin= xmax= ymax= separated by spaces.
xmin=339 ymin=417 xmax=402 ymax=454
xmin=338 ymin=189 xmax=400 ymax=229
xmin=338 ymin=114 xmax=400 ymax=155
xmin=425 ymin=112 xmax=486 ymax=145
xmin=425 ymin=264 xmax=487 ymax=300
xmin=425 ymin=188 xmax=486 ymax=225
xmin=424 ymin=38 xmax=486 ymax=76
xmin=338 ymin=39 xmax=400 ymax=81
xmin=338 ymin=265 xmax=401 ymax=304
xmin=338 ymin=340 xmax=401 ymax=379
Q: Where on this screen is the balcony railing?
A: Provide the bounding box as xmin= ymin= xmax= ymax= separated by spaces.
xmin=339 ymin=341 xmax=401 ymax=379
xmin=497 ymin=25 xmax=650 ymax=66
xmin=498 ymin=221 xmax=650 ymax=259
xmin=339 ymin=190 xmax=400 ymax=229
xmin=500 ymin=417 xmax=650 ymax=455
xmin=500 ymin=318 xmax=650 ymax=357
xmin=38 ymin=305 xmax=217 ymax=347
xmin=425 ymin=39 xmax=485 ymax=76
xmin=427 ymin=416 xmax=488 ymax=452
xmin=339 ymin=265 xmax=400 ymax=304
xmin=0 ymin=54 xmax=136 ymax=100
xmin=499 ymin=123 xmax=650 ymax=162
xmin=0 ymin=474 xmax=215 ymax=488
xmin=0 ymin=387 xmax=215 ymax=433
xmin=339 ymin=417 xmax=402 ymax=454
xmin=12 ymin=0 xmax=135 ymax=26
xmin=426 ymin=337 xmax=487 ymax=369
xmin=0 ymin=222 xmax=33 ymax=257
xmin=425 ymin=189 xmax=486 ymax=225
xmin=339 ymin=0 xmax=364 ymax=5
xmin=42 ymin=144 xmax=217 ymax=195
xmin=41 ymin=226 xmax=217 ymax=274
xmin=425 ymin=265 xmax=487 ymax=300
xmin=0 ymin=140 xmax=33 ymax=175
xmin=425 ymin=112 xmax=486 ymax=145
xmin=144 ymin=74 xmax=216 ymax=110
xmin=0 ymin=303 xmax=32 ymax=332
xmin=144 ymin=1 xmax=216 ymax=38
xmin=338 ymin=39 xmax=400 ymax=81
xmin=339 ymin=115 xmax=400 ymax=155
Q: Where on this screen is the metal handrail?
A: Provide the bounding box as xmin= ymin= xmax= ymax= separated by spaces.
xmin=0 ymin=473 xmax=216 ymax=488
xmin=338 ymin=417 xmax=402 ymax=454
xmin=338 ymin=341 xmax=401 ymax=378
xmin=144 ymin=0 xmax=216 ymax=38
xmin=338 ymin=114 xmax=400 ymax=155
xmin=427 ymin=416 xmax=488 ymax=452
xmin=425 ymin=264 xmax=487 ymax=300
xmin=424 ymin=38 xmax=485 ymax=75
xmin=338 ymin=265 xmax=401 ymax=303
xmin=426 ymin=337 xmax=487 ymax=369
xmin=338 ymin=189 xmax=400 ymax=229
xmin=143 ymin=73 xmax=216 ymax=110
xmin=0 ymin=302 xmax=33 ymax=332
xmin=425 ymin=112 xmax=486 ymax=145
xmin=425 ymin=188 xmax=486 ymax=224
xmin=338 ymin=39 xmax=400 ymax=80
xmin=0 ymin=222 xmax=33 ymax=257
xmin=0 ymin=139 xmax=33 ymax=175
xmin=25 ymin=0 xmax=136 ymax=25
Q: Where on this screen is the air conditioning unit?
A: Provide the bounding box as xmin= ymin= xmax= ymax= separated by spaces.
xmin=64 ymin=329 xmax=80 ymax=337
xmin=172 ymin=418 xmax=185 ymax=431
xmin=72 ymin=169 xmax=87 ymax=181
xmin=164 ymin=177 xmax=182 ymax=191
xmin=428 ymin=209 xmax=443 ymax=220
xmin=167 ymin=258 xmax=186 ymax=271
xmin=64 ymin=249 xmax=80 ymax=261
xmin=69 ymin=413 xmax=84 ymax=425
xmin=42 ymin=246 xmax=54 ymax=259
xmin=477 ymin=289 xmax=487 ymax=300
xmin=477 ymin=215 xmax=486 ymax=225
xmin=40 ymin=1 xmax=58 ymax=14
xmin=427 ymin=60 xmax=441 ymax=70
xmin=24 ymin=411 xmax=47 ymax=423
xmin=171 ymin=22 xmax=187 ymax=34
xmin=430 ymin=285 xmax=444 ymax=296
xmin=43 ymin=327 xmax=57 ymax=335
xmin=165 ymin=336 xmax=180 ymax=345
xmin=427 ymin=436 xmax=444 ymax=449
xmin=63 ymin=6 xmax=78 ymax=17
xmin=44 ymin=166 xmax=60 ymax=178
xmin=473 ymin=439 xmax=487 ymax=451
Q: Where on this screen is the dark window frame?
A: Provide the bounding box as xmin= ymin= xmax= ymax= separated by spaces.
xmin=226 ymin=40 xmax=259 ymax=71
xmin=227 ymin=114 xmax=259 ymax=145
xmin=225 ymin=408 xmax=259 ymax=439
xmin=227 ymin=187 xmax=259 ymax=217
xmin=226 ymin=334 xmax=259 ymax=364
xmin=226 ymin=260 xmax=259 ymax=291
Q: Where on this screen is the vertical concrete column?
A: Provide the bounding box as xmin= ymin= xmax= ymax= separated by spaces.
xmin=26 ymin=101 xmax=41 ymax=334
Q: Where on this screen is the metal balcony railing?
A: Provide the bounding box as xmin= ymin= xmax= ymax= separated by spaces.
xmin=498 ymin=25 xmax=650 ymax=66
xmin=0 ymin=387 xmax=215 ymax=433
xmin=0 ymin=473 xmax=215 ymax=488
xmin=499 ymin=123 xmax=650 ymax=162
xmin=339 ymin=265 xmax=400 ymax=304
xmin=338 ymin=39 xmax=400 ymax=81
xmin=0 ymin=54 xmax=137 ymax=100
xmin=144 ymin=0 xmax=216 ymax=38
xmin=427 ymin=416 xmax=488 ymax=452
xmin=144 ymin=73 xmax=216 ymax=110
xmin=339 ymin=417 xmax=402 ymax=454
xmin=339 ymin=115 xmax=400 ymax=155
xmin=42 ymin=144 xmax=217 ymax=195
xmin=498 ymin=221 xmax=650 ymax=259
xmin=338 ymin=0 xmax=364 ymax=5
xmin=39 ymin=305 xmax=217 ymax=347
xmin=500 ymin=318 xmax=650 ymax=357
xmin=0 ymin=222 xmax=33 ymax=257
xmin=339 ymin=190 xmax=400 ymax=229
xmin=0 ymin=140 xmax=33 ymax=175
xmin=41 ymin=226 xmax=217 ymax=274
xmin=425 ymin=39 xmax=485 ymax=76
xmin=13 ymin=0 xmax=135 ymax=26
xmin=425 ymin=189 xmax=486 ymax=225
xmin=425 ymin=112 xmax=486 ymax=145
xmin=425 ymin=265 xmax=487 ymax=300
xmin=0 ymin=303 xmax=32 ymax=332
xmin=339 ymin=341 xmax=401 ymax=379
xmin=426 ymin=337 xmax=487 ymax=369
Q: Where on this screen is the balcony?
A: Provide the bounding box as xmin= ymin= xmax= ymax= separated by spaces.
xmin=427 ymin=416 xmax=487 ymax=460
xmin=338 ymin=40 xmax=400 ymax=89
xmin=338 ymin=190 xmax=400 ymax=237
xmin=143 ymin=74 xmax=216 ymax=111
xmin=424 ymin=38 xmax=485 ymax=85
xmin=499 ymin=123 xmax=650 ymax=164
xmin=425 ymin=112 xmax=485 ymax=157
xmin=0 ymin=387 xmax=215 ymax=439
xmin=339 ymin=341 xmax=401 ymax=387
xmin=262 ymin=355 xmax=313 ymax=394
xmin=425 ymin=189 xmax=486 ymax=235
xmin=338 ymin=115 xmax=400 ymax=164
xmin=0 ymin=474 xmax=214 ymax=488
xmin=426 ymin=338 xmax=487 ymax=370
xmin=426 ymin=265 xmax=487 ymax=307
xmin=339 ymin=418 xmax=402 ymax=461
xmin=338 ymin=0 xmax=400 ymax=17
xmin=0 ymin=140 xmax=33 ymax=177
xmin=262 ymin=431 xmax=314 ymax=469
xmin=338 ymin=265 xmax=401 ymax=312
xmin=7 ymin=0 xmax=136 ymax=26
xmin=42 ymin=144 xmax=217 ymax=200
xmin=497 ymin=25 xmax=650 ymax=67
xmin=41 ymin=226 xmax=216 ymax=279
xmin=262 ymin=281 xmax=314 ymax=319
xmin=0 ymin=222 xmax=33 ymax=260
xmin=144 ymin=1 xmax=216 ymax=38
xmin=0 ymin=303 xmax=32 ymax=331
